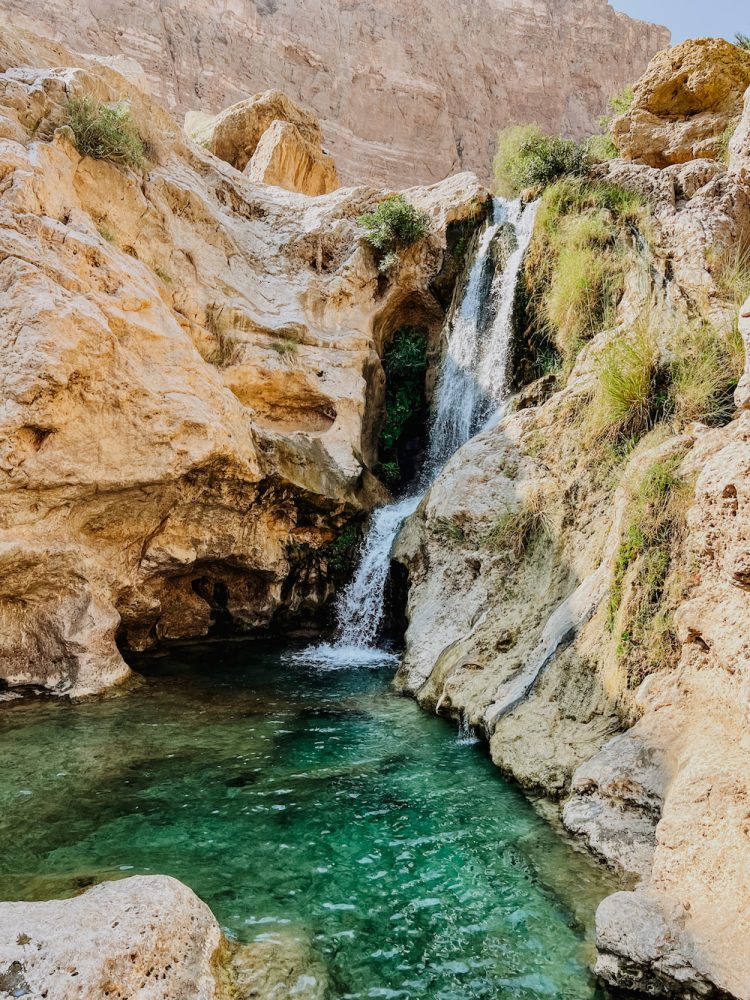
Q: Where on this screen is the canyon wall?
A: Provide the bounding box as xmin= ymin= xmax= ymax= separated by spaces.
xmin=0 ymin=0 xmax=669 ymax=187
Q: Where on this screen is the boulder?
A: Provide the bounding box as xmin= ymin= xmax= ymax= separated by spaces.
xmin=0 ymin=876 xmax=328 ymax=1000
xmin=244 ymin=118 xmax=338 ymax=196
xmin=0 ymin=876 xmax=226 ymax=1000
xmin=613 ymin=38 xmax=750 ymax=167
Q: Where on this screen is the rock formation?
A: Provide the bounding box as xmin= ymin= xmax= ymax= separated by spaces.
xmin=0 ymin=875 xmax=327 ymax=999
xmin=396 ymin=38 xmax=750 ymax=1000
xmin=186 ymin=90 xmax=339 ymax=196
xmin=0 ymin=0 xmax=669 ymax=187
xmin=612 ymin=38 xmax=750 ymax=167
xmin=0 ymin=25 xmax=486 ymax=697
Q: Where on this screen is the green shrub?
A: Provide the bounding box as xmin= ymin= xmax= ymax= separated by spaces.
xmin=586 ymin=85 xmax=634 ymax=163
xmin=717 ymin=116 xmax=741 ymax=164
xmin=358 ymin=195 xmax=430 ymax=273
xmin=493 ymin=125 xmax=588 ymax=198
xmin=736 ymin=33 xmax=750 ymax=50
xmin=325 ymin=525 xmax=360 ymax=573
xmin=65 ymin=96 xmax=146 ymax=170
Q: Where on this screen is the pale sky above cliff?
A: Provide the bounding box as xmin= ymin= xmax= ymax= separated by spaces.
xmin=613 ymin=1 xmax=743 ymax=44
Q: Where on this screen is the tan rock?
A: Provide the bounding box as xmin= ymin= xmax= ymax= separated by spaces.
xmin=613 ymin=38 xmax=750 ymax=167
xmin=186 ymin=89 xmax=324 ymax=173
xmin=0 ymin=0 xmax=669 ymax=187
xmin=0 ymin=876 xmax=225 ymax=1000
xmin=0 ymin=875 xmax=328 ymax=1000
xmin=245 ymin=118 xmax=338 ymax=197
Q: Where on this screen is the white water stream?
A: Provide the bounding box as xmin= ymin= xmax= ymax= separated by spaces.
xmin=298 ymin=197 xmax=538 ymax=668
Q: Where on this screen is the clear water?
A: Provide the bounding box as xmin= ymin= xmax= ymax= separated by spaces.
xmin=0 ymin=641 xmax=614 ymax=999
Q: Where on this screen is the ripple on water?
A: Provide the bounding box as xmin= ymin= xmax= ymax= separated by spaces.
xmin=0 ymin=640 xmax=616 ymax=999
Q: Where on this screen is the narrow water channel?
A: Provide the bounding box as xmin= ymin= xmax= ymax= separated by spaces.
xmin=0 ymin=641 xmax=616 ymax=999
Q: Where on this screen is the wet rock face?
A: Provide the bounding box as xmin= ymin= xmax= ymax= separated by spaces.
xmin=0 ymin=0 xmax=669 ymax=186
xmin=613 ymin=38 xmax=750 ymax=167
xmin=0 ymin=26 xmax=488 ymax=696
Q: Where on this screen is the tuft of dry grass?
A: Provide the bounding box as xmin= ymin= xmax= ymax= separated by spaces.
xmin=487 ymin=486 xmax=554 ymax=559
xmin=205 ymin=303 xmax=242 ymax=367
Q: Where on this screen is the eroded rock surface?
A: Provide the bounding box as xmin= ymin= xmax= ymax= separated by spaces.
xmin=0 ymin=875 xmax=327 ymax=1000
xmin=0 ymin=26 xmax=487 ymax=696
xmin=0 ymin=0 xmax=669 ymax=186
xmin=613 ymin=38 xmax=750 ymax=167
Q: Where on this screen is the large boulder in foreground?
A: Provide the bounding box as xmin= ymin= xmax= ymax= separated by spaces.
xmin=0 ymin=876 xmax=327 ymax=999
xmin=613 ymin=38 xmax=750 ymax=166
xmin=0 ymin=876 xmax=225 ymax=999
xmin=186 ymin=90 xmax=338 ymax=195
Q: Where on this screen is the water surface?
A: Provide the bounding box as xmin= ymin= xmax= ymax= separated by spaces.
xmin=0 ymin=640 xmax=614 ymax=999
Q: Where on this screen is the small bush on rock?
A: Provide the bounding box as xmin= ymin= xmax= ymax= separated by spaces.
xmin=736 ymin=33 xmax=750 ymax=51
xmin=358 ymin=195 xmax=430 ymax=273
xmin=588 ymin=324 xmax=661 ymax=443
xmin=66 ymin=96 xmax=146 ymax=170
xmin=493 ymin=125 xmax=588 ymax=198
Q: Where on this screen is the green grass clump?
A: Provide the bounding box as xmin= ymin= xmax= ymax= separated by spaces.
xmin=736 ymin=33 xmax=750 ymax=50
xmin=358 ymin=195 xmax=430 ymax=273
xmin=65 ymin=96 xmax=146 ymax=170
xmin=710 ymin=244 xmax=750 ymax=306
xmin=524 ymin=177 xmax=648 ymax=362
xmin=96 ymin=222 xmax=116 ymax=243
xmin=493 ymin=124 xmax=588 ymax=198
xmin=588 ymin=324 xmax=660 ymax=443
xmin=271 ymin=337 xmax=300 ymax=359
xmin=670 ymin=322 xmax=743 ymax=426
xmin=608 ymin=453 xmax=692 ymax=687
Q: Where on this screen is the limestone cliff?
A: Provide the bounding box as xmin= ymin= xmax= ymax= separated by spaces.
xmin=0 ymin=0 xmax=669 ymax=187
xmin=0 ymin=26 xmax=486 ymax=697
xmin=396 ymin=38 xmax=750 ymax=1000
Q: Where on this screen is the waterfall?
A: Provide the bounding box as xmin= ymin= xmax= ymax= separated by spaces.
xmin=296 ymin=197 xmax=538 ymax=668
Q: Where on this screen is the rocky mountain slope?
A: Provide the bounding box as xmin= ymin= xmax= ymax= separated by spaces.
xmin=396 ymin=37 xmax=750 ymax=1000
xmin=0 ymin=0 xmax=669 ymax=186
xmin=0 ymin=25 xmax=485 ymax=697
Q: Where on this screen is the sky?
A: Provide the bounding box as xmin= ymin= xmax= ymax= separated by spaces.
xmin=613 ymin=1 xmax=743 ymax=44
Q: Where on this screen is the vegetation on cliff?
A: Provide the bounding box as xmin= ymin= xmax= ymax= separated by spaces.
xmin=377 ymin=326 xmax=428 ymax=488
xmin=358 ymin=195 xmax=430 ymax=273
xmin=65 ymin=96 xmax=146 ymax=170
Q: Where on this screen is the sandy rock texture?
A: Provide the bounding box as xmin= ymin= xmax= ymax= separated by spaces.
xmin=0 ymin=0 xmax=668 ymax=187
xmin=186 ymin=90 xmax=338 ymax=196
xmin=0 ymin=875 xmax=327 ymax=1000
xmin=396 ymin=41 xmax=750 ymax=1000
xmin=613 ymin=38 xmax=750 ymax=167
xmin=0 ymin=25 xmax=487 ymax=697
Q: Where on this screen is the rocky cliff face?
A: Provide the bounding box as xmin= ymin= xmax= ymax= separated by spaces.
xmin=0 ymin=0 xmax=669 ymax=187
xmin=0 ymin=25 xmax=486 ymax=697
xmin=396 ymin=39 xmax=750 ymax=1000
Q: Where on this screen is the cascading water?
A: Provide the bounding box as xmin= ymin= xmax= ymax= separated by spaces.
xmin=297 ymin=197 xmax=539 ymax=668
